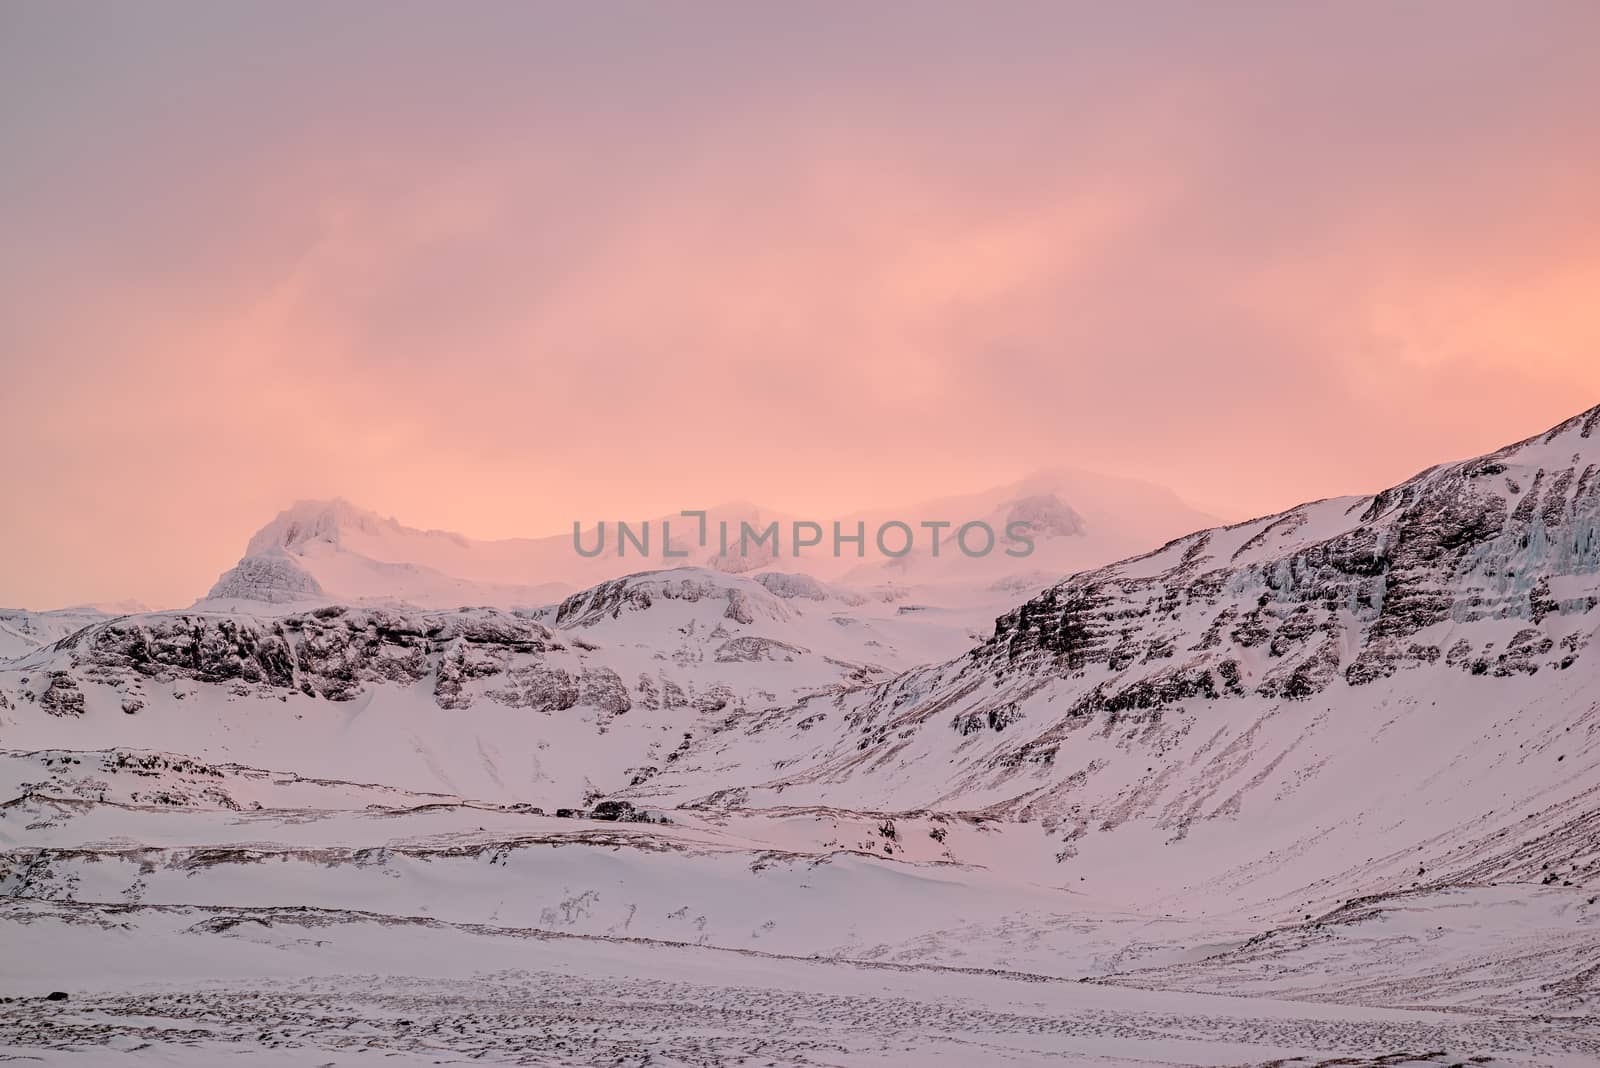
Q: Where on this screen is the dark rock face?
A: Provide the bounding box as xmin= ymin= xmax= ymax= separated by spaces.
xmin=15 ymin=591 xmax=767 ymax=733
xmin=951 ymin=702 xmax=1024 ymax=735
xmin=586 ymin=799 xmax=666 ymax=823
xmin=555 ymin=576 xmax=658 ymax=625
xmin=590 ymin=799 xmax=636 ymax=821
xmin=48 ymin=608 xmax=557 ymax=706
xmin=714 ymin=636 xmax=805 ymax=663
xmin=476 ymin=664 xmax=576 ymax=712
xmin=579 ymin=667 xmax=631 ymax=714
xmin=981 ymin=405 xmax=1600 ymax=710
xmin=1068 ymin=664 xmax=1220 ymax=718
xmin=552 ymin=572 xmax=787 ymax=629
xmin=37 ymin=673 xmax=85 ymax=717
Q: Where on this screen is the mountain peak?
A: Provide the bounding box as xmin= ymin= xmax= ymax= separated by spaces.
xmin=1503 ymin=400 xmax=1600 ymax=456
xmin=243 ymin=498 xmax=469 ymax=557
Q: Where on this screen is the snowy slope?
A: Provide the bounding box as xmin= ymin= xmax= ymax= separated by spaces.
xmin=1099 ymin=883 xmax=1600 ymax=1015
xmin=8 ymin=895 xmax=1593 ymax=1066
xmin=0 ymin=607 xmax=124 ymax=663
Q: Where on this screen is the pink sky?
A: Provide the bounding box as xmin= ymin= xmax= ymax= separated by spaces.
xmin=2 ymin=3 xmax=1599 ymax=609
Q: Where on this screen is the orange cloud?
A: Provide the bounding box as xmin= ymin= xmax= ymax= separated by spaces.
xmin=1 ymin=4 xmax=1597 ymax=607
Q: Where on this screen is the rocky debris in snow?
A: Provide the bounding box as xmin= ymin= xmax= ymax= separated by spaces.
xmin=36 ymin=673 xmax=84 ymax=717
xmin=714 ymin=636 xmax=805 ymax=663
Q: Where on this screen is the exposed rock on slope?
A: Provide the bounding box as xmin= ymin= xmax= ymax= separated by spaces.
xmin=622 ymin=405 xmax=1600 ymax=914
xmin=0 ymin=567 xmax=965 ymax=805
xmin=205 ymin=550 xmax=326 ymax=604
xmin=8 ymin=573 xmax=876 ymax=718
xmin=7 ymin=407 xmax=1600 ymax=924
xmin=982 ymin=403 xmax=1600 ymax=699
xmin=554 ymin=571 xmax=792 ymax=629
xmin=40 ymin=606 xmax=555 ymax=705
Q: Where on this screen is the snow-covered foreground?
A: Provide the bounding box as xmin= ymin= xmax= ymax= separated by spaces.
xmin=2 ymin=895 xmax=1596 ymax=1067
xmin=1 ymin=755 xmax=1596 ymax=1066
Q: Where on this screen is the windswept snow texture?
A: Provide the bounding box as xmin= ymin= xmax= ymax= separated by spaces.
xmin=3 ymin=406 xmax=1600 ymax=1065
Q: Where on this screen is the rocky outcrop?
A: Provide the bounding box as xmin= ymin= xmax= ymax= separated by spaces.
xmin=33 ymin=607 xmax=557 ymax=706
xmin=555 ymin=571 xmax=787 ymax=629
xmin=36 ymin=673 xmax=84 ymax=717
xmin=5 ymin=565 xmax=875 ymax=738
xmin=714 ymin=636 xmax=806 ymax=663
xmin=205 ymin=549 xmax=325 ymax=603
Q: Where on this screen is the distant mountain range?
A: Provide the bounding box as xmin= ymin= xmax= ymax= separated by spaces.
xmin=200 ymin=468 xmax=1219 ymax=612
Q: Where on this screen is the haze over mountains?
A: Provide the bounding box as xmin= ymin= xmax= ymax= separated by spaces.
xmin=2 ymin=408 xmax=1599 ymax=1065
xmin=197 ymin=466 xmax=1219 ymax=616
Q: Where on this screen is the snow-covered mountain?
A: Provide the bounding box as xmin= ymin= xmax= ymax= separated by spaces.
xmin=202 ymin=498 xmax=857 ymax=609
xmin=844 ymin=466 xmax=1220 ymax=586
xmin=4 ymin=407 xmax=1600 ymax=1065
xmin=203 ymin=498 xmax=572 ymax=609
xmin=1 ymin=566 xmax=988 ymax=805
xmin=617 ymin=404 xmax=1600 ymax=918
xmin=200 ymin=469 xmax=1217 ymax=614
